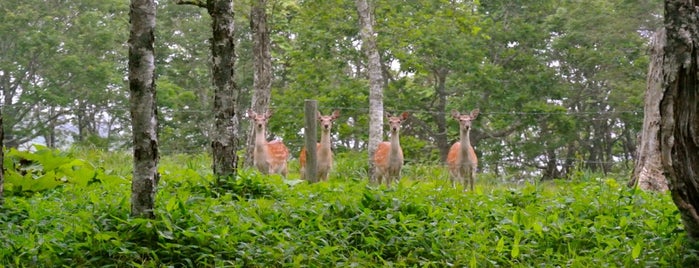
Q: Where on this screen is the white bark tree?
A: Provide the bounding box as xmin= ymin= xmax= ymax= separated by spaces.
xmin=128 ymin=0 xmax=159 ymax=218
xmin=355 ymin=0 xmax=384 ymax=183
xmin=1 ymin=109 xmax=4 ymax=206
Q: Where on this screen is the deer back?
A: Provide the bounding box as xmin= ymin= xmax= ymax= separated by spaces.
xmin=266 ymin=140 xmax=290 ymax=169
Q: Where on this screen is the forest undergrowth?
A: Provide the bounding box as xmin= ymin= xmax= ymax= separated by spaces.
xmin=0 ymin=146 xmax=696 ymax=267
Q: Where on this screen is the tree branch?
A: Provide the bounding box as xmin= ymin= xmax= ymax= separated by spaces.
xmin=472 ymin=119 xmax=523 ymax=144
xmin=174 ymin=0 xmax=207 ymax=8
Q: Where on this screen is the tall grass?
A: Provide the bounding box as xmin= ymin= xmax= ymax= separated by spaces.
xmin=0 ymin=148 xmax=696 ymax=267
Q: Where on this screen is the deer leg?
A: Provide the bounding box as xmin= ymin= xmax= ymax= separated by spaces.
xmin=470 ymin=170 xmax=475 ymax=191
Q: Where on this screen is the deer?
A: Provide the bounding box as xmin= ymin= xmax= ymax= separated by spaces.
xmin=446 ymin=109 xmax=480 ymax=191
xmin=373 ymin=112 xmax=409 ymax=187
xmin=299 ymin=110 xmax=341 ymax=182
xmin=246 ymin=109 xmax=290 ymax=178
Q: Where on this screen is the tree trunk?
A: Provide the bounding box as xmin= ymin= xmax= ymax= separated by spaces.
xmin=175 ymin=0 xmax=240 ymax=183
xmin=1 ymin=106 xmax=4 ymax=206
xmin=79 ymin=102 xmax=85 ymax=142
xmin=660 ymin=0 xmax=699 ymax=241
xmin=355 ymin=0 xmax=384 ymax=183
xmin=245 ymin=0 xmax=272 ymax=168
xmin=541 ymin=122 xmax=562 ymax=181
xmin=3 ymin=88 xmax=18 ymax=148
xmin=541 ymin=149 xmax=558 ymax=181
xmin=208 ymin=0 xmax=239 ymax=184
xmin=128 ymin=0 xmax=159 ymax=219
xmin=629 ymin=29 xmax=668 ymax=192
xmin=45 ymin=107 xmax=57 ymax=148
xmin=622 ymin=128 xmax=637 ymax=164
xmin=433 ymin=67 xmax=449 ymax=162
xmin=602 ymin=123 xmax=613 ymax=175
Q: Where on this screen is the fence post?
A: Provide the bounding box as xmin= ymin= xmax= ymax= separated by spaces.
xmin=304 ymin=100 xmax=318 ymax=183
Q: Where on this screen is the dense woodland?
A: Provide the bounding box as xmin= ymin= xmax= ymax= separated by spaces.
xmin=7 ymin=0 xmax=699 ymax=266
xmin=0 ymin=0 xmax=663 ymax=181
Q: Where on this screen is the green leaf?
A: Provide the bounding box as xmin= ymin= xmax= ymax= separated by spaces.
xmin=532 ymin=221 xmax=543 ymax=237
xmin=511 ymin=243 xmax=520 ymax=259
xmin=496 ymin=237 xmax=505 ymax=253
xmin=632 ymin=241 xmax=642 ymax=259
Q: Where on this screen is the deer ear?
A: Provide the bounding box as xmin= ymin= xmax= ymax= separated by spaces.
xmin=317 ymin=110 xmax=323 ymax=119
xmin=470 ymin=109 xmax=480 ymax=119
xmin=246 ymin=109 xmax=255 ymax=119
xmin=265 ymin=110 xmax=273 ymax=118
xmin=451 ymin=110 xmax=460 ymax=119
xmin=332 ymin=110 xmax=340 ymax=119
xmin=401 ymin=111 xmax=409 ymax=120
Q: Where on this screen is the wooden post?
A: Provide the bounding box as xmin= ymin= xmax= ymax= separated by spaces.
xmin=304 ymin=100 xmax=318 ymax=183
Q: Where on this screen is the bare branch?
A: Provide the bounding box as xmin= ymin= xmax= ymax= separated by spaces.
xmin=473 ymin=119 xmax=523 ymax=144
xmin=174 ymin=0 xmax=206 ymax=8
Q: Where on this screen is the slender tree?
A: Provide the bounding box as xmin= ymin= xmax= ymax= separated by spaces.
xmin=245 ymin=0 xmax=273 ymax=168
xmin=0 ymin=109 xmax=4 ymax=206
xmin=660 ymin=0 xmax=699 ymax=240
xmin=128 ymin=0 xmax=159 ymax=218
xmin=176 ymin=0 xmax=240 ymax=183
xmin=355 ymin=0 xmax=384 ymax=183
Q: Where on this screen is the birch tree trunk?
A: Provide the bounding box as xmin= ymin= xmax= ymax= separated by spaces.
xmin=660 ymin=0 xmax=699 ymax=240
xmin=245 ymin=0 xmax=272 ymax=168
xmin=128 ymin=0 xmax=159 ymax=218
xmin=208 ymin=0 xmax=240 ymax=183
xmin=175 ymin=0 xmax=240 ymax=184
xmin=1 ymin=108 xmax=4 ymax=206
xmin=355 ymin=0 xmax=384 ymax=183
xmin=629 ymin=29 xmax=668 ymax=192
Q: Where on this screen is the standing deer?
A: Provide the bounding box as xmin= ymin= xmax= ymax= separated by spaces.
xmin=247 ymin=109 xmax=290 ymax=178
xmin=373 ymin=112 xmax=409 ymax=187
xmin=447 ymin=109 xmax=479 ymax=191
xmin=300 ymin=110 xmax=340 ymax=182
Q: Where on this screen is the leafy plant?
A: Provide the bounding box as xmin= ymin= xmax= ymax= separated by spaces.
xmin=0 ymin=150 xmax=694 ymax=267
xmin=3 ymin=145 xmax=126 ymax=196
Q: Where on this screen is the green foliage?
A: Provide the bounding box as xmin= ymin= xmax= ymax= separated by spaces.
xmin=0 ymin=150 xmax=695 ymax=267
xmin=1 ymin=0 xmax=663 ymax=182
xmin=0 ymin=0 xmax=130 ymax=148
xmin=213 ymin=170 xmax=282 ymax=201
xmin=3 ymin=145 xmax=127 ymax=196
xmin=155 ymin=2 xmax=217 ymax=154
xmin=332 ymin=151 xmax=369 ymax=181
xmin=71 ymin=134 xmax=114 ymax=150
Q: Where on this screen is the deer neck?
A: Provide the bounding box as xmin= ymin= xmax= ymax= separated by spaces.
xmin=318 ymin=130 xmax=330 ymax=159
xmin=389 ymin=130 xmax=401 ymax=162
xmin=319 ymin=129 xmax=332 ymax=155
xmin=460 ymin=128 xmax=473 ymax=158
xmin=254 ymin=127 xmax=268 ymax=154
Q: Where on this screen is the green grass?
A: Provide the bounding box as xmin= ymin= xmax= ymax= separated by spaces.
xmin=0 ymin=148 xmax=696 ymax=267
